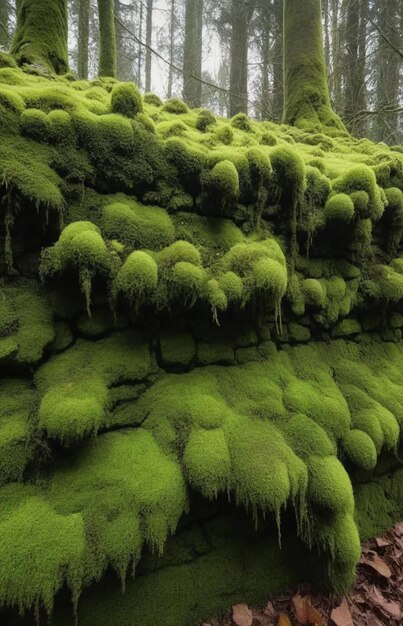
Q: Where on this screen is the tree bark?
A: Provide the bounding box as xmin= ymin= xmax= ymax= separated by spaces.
xmin=78 ymin=0 xmax=90 ymax=79
xmin=271 ymin=0 xmax=283 ymax=122
xmin=167 ymin=0 xmax=175 ymax=99
xmin=183 ymin=0 xmax=204 ymax=108
xmin=11 ymin=0 xmax=69 ymax=74
xmin=283 ymin=0 xmax=345 ymax=133
xmin=0 ymin=0 xmax=9 ymax=49
xmin=229 ymin=0 xmax=255 ymax=117
xmin=344 ymin=0 xmax=367 ymax=135
xmin=375 ymin=0 xmax=400 ymax=143
xmin=145 ymin=0 xmax=153 ymax=92
xmin=97 ymin=0 xmax=117 ymax=77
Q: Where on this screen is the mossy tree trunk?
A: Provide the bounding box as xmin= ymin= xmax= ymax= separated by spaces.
xmin=97 ymin=0 xmax=117 ymax=77
xmin=78 ymin=0 xmax=90 ymax=79
xmin=183 ymin=0 xmax=203 ymax=108
xmin=167 ymin=0 xmax=176 ymax=99
xmin=10 ymin=0 xmax=69 ymax=74
xmin=283 ymin=0 xmax=345 ymax=134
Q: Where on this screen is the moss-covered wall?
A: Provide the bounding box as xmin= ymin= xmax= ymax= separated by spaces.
xmin=0 ymin=55 xmax=402 ymax=626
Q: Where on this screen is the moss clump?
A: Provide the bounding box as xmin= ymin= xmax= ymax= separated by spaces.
xmin=216 ymin=125 xmax=234 ymax=145
xmin=301 ymin=278 xmax=326 ymax=307
xmin=343 ymin=430 xmax=377 ymax=471
xmin=115 ymin=251 xmax=158 ymax=306
xmin=144 ymin=92 xmax=163 ymax=107
xmin=110 ymin=82 xmax=143 ymax=118
xmin=332 ymin=165 xmax=384 ymax=221
xmin=307 ymin=456 xmax=354 ymax=515
xmin=163 ymin=98 xmax=189 ymax=114
xmin=102 ymin=199 xmax=175 ymax=250
xmin=219 ymin=271 xmax=243 ymax=303
xmin=20 ymin=108 xmax=49 ymax=141
xmin=324 ymin=193 xmax=355 ymax=222
xmin=231 ymin=113 xmax=253 ymax=132
xmin=202 ymin=160 xmax=239 ymax=206
xmin=196 ymin=109 xmax=216 ymax=132
xmin=159 ymin=331 xmax=196 ymax=367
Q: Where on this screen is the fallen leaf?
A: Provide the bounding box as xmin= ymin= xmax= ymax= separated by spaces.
xmin=277 ymin=614 xmax=292 ymax=626
xmin=232 ymin=604 xmax=253 ymax=626
xmin=330 ymin=598 xmax=353 ymax=626
xmin=375 ymin=537 xmax=391 ymax=548
xmin=364 ymin=615 xmax=384 ymax=626
xmin=264 ymin=601 xmax=276 ymax=619
xmin=361 ymin=553 xmax=392 ymax=578
xmin=292 ymin=594 xmax=323 ymax=625
xmin=380 ymin=601 xmax=402 ymax=619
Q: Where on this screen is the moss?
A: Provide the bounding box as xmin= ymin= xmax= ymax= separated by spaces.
xmin=202 ymin=160 xmax=239 ymax=206
xmin=301 ymin=278 xmax=326 ymax=308
xmin=332 ymin=165 xmax=384 ymax=221
xmin=324 ymin=193 xmax=355 ymax=222
xmin=183 ymin=429 xmax=231 ymax=498
xmin=11 ymin=0 xmax=69 ymax=74
xmin=102 ymin=200 xmax=175 ymax=250
xmin=163 ymin=98 xmax=189 ymax=114
xmin=144 ymin=92 xmax=163 ymax=107
xmin=219 ymin=272 xmax=244 ymax=303
xmin=307 ymin=456 xmax=353 ymax=515
xmin=216 ymin=125 xmax=234 ymax=145
xmin=110 ymin=82 xmax=143 ymax=118
xmin=260 ymin=131 xmax=277 ymax=146
xmin=159 ymin=331 xmax=196 ymax=367
xmin=231 ymin=113 xmax=252 ymax=132
xmin=288 ymin=323 xmax=311 ymax=343
xmin=196 ymin=109 xmax=216 ymax=132
xmin=115 ymin=251 xmax=158 ymax=306
xmin=342 ymin=430 xmax=377 ymax=471
xmin=20 ymin=108 xmax=49 ymax=141
xmin=331 ymin=319 xmax=361 ymax=338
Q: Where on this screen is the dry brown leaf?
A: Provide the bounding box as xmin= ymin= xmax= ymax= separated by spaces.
xmin=361 ymin=553 xmax=392 ymax=578
xmin=330 ymin=598 xmax=353 ymax=626
xmin=264 ymin=601 xmax=276 ymax=619
xmin=232 ymin=604 xmax=253 ymax=626
xmin=380 ymin=601 xmax=402 ymax=619
xmin=375 ymin=537 xmax=391 ymax=548
xmin=292 ymin=594 xmax=323 ymax=625
xmin=277 ymin=614 xmax=292 ymax=626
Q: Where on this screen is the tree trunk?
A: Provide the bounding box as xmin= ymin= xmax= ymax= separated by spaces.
xmin=97 ymin=0 xmax=117 ymax=77
xmin=78 ymin=0 xmax=90 ymax=79
xmin=145 ymin=0 xmax=153 ymax=92
xmin=138 ymin=1 xmax=143 ymax=87
xmin=167 ymin=0 xmax=175 ymax=99
xmin=183 ymin=0 xmax=204 ymax=108
xmin=259 ymin=3 xmax=271 ymax=120
xmin=344 ymin=0 xmax=367 ymax=135
xmin=283 ymin=0 xmax=345 ymax=133
xmin=0 ymin=0 xmax=9 ymax=49
xmin=11 ymin=0 xmax=69 ymax=74
xmin=375 ymin=0 xmax=400 ymax=143
xmin=271 ymin=0 xmax=283 ymax=122
xmin=229 ymin=0 xmax=255 ymax=117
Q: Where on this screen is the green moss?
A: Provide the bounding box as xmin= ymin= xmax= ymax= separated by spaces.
xmin=115 ymin=251 xmax=158 ymax=306
xmin=301 ymin=278 xmax=326 ymax=307
xmin=260 ymin=131 xmax=277 ymax=146
xmin=163 ymin=98 xmax=189 ymax=114
xmin=216 ymin=125 xmax=234 ymax=145
xmin=331 ymin=319 xmax=361 ymax=338
xmin=324 ymin=193 xmax=355 ymax=222
xmin=231 ymin=113 xmax=252 ymax=132
xmin=196 ymin=109 xmax=216 ymax=132
xmin=102 ymin=200 xmax=175 ymax=250
xmin=11 ymin=0 xmax=69 ymax=74
xmin=144 ymin=93 xmax=163 ymax=107
xmin=202 ymin=160 xmax=239 ymax=205
xmin=159 ymin=331 xmax=196 ymax=367
xmin=342 ymin=430 xmax=377 ymax=471
xmin=183 ymin=429 xmax=231 ymax=498
xmin=20 ymin=108 xmax=49 ymax=141
xmin=110 ymin=82 xmax=143 ymax=118
xmin=307 ymin=456 xmax=353 ymax=515
xmin=332 ymin=165 xmax=384 ymax=221
xmin=218 ymin=272 xmax=243 ymax=302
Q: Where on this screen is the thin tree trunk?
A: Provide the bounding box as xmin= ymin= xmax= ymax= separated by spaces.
xmin=283 ymin=0 xmax=345 ymax=133
xmin=138 ymin=1 xmax=143 ymax=88
xmin=375 ymin=0 xmax=400 ymax=143
xmin=78 ymin=0 xmax=90 ymax=79
xmin=97 ymin=0 xmax=117 ymax=77
xmin=344 ymin=0 xmax=367 ymax=135
xmin=260 ymin=6 xmax=271 ymax=120
xmin=167 ymin=0 xmax=175 ymax=98
xmin=145 ymin=0 xmax=153 ymax=92
xmin=0 ymin=0 xmax=9 ymax=49
xmin=229 ymin=0 xmax=255 ymax=117
xmin=11 ymin=0 xmax=69 ymax=73
xmin=271 ymin=0 xmax=283 ymax=122
xmin=183 ymin=0 xmax=204 ymax=108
